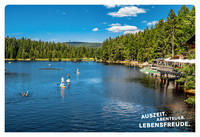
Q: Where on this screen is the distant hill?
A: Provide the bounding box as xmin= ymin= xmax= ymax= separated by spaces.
xmin=65 ymin=42 xmax=101 ymax=47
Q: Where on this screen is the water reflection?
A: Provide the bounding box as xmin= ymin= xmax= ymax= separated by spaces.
xmin=102 ymin=100 xmax=141 ymax=116
xmin=67 ymin=83 xmax=70 ymax=89
xmin=39 ymin=68 xmax=63 ymax=70
xmin=77 ymin=73 xmax=79 ymax=80
xmin=61 ymin=87 xmax=65 ymax=99
xmin=5 ymin=72 xmax=28 ymax=76
xmin=155 ymin=81 xmax=195 ymax=131
xmin=60 ymin=83 xmax=70 ymax=99
xmin=101 ymin=100 xmax=141 ymax=131
xmin=125 ymin=75 xmax=160 ymax=89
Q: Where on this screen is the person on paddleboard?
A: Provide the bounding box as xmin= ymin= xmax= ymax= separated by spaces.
xmin=61 ymin=77 xmax=64 ymax=83
xmin=60 ymin=77 xmax=65 ymax=87
xmin=66 ymin=73 xmax=70 ymax=83
xmin=67 ymin=73 xmax=70 ymax=79
xmin=76 ymin=69 xmax=80 ymax=74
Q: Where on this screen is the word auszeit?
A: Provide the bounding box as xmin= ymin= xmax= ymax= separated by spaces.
xmin=139 ymin=121 xmax=190 ymax=128
xmin=141 ymin=112 xmax=166 ymax=119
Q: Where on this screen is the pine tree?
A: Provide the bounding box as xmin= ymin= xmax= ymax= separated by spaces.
xmin=166 ymin=9 xmax=178 ymax=57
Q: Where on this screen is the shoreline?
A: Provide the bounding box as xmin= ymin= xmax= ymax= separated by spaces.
xmin=5 ymin=58 xmax=95 ymax=62
xmin=5 ymin=58 xmax=148 ymax=67
xmin=95 ymin=60 xmax=149 ymax=67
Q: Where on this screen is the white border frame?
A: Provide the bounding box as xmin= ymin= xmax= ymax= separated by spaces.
xmin=1 ymin=0 xmax=199 ymax=137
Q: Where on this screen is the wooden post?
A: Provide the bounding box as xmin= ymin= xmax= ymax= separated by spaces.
xmin=175 ymin=81 xmax=178 ymax=89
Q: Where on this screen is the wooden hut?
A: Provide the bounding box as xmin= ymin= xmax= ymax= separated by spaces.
xmin=183 ymin=34 xmax=195 ymax=50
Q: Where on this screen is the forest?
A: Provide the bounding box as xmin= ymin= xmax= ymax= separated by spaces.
xmin=5 ymin=37 xmax=97 ymax=60
xmin=5 ymin=5 xmax=195 ymax=62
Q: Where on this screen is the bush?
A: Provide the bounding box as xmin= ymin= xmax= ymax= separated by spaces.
xmin=184 ymin=96 xmax=195 ymax=105
xmin=175 ymin=64 xmax=195 ymax=90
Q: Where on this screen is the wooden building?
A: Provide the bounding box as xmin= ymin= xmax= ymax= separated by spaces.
xmin=184 ymin=34 xmax=195 ymax=50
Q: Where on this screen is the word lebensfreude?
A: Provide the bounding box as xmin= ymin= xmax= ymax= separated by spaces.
xmin=139 ymin=112 xmax=190 ymax=128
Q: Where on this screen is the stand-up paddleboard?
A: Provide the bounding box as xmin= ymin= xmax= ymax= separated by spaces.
xmin=60 ymin=85 xmax=65 ymax=88
xmin=60 ymin=83 xmax=65 ymax=88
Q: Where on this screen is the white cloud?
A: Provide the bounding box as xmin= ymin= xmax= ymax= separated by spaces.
xmin=109 ymin=23 xmax=121 ymax=26
xmin=104 ymin=4 xmax=116 ymax=8
xmin=141 ymin=20 xmax=147 ymax=23
xmin=147 ymin=21 xmax=158 ymax=26
xmin=108 ymin=6 xmax=146 ymax=17
xmin=92 ymin=28 xmax=99 ymax=31
xmin=106 ymin=24 xmax=138 ymax=33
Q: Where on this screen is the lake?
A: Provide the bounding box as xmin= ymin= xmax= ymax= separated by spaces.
xmin=5 ymin=61 xmax=195 ymax=132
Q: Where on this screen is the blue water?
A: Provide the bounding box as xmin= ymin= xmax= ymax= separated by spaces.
xmin=5 ymin=61 xmax=195 ymax=132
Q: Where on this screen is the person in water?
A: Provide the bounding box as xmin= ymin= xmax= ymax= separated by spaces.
xmin=21 ymin=91 xmax=28 ymax=97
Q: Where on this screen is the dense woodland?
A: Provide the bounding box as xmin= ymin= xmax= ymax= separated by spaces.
xmin=5 ymin=37 xmax=97 ymax=60
xmin=5 ymin=5 xmax=195 ymax=62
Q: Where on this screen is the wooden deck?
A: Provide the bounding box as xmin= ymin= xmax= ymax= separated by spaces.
xmin=157 ymin=70 xmax=180 ymax=80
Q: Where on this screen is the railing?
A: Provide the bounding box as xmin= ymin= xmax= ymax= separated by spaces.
xmin=152 ymin=65 xmax=174 ymax=72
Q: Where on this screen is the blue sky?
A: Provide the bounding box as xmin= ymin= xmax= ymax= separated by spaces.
xmin=5 ymin=5 xmax=193 ymax=43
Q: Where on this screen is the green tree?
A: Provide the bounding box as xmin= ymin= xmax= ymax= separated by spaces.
xmin=166 ymin=9 xmax=178 ymax=57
